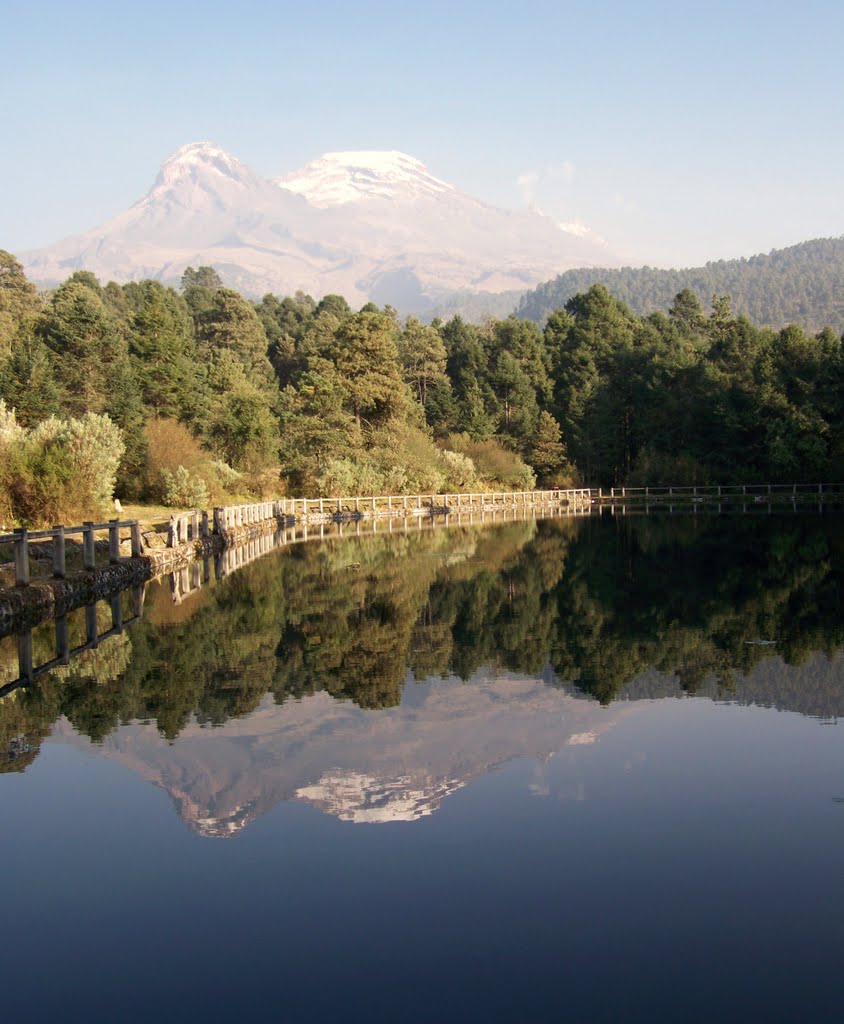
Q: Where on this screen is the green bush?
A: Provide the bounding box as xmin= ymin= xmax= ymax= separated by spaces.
xmin=0 ymin=402 xmax=125 ymax=526
xmin=438 ymin=448 xmax=479 ymax=490
xmin=160 ymin=465 xmax=210 ymax=508
xmin=444 ymin=434 xmax=536 ymax=490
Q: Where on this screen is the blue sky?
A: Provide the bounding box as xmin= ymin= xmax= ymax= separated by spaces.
xmin=3 ymin=0 xmax=843 ymax=266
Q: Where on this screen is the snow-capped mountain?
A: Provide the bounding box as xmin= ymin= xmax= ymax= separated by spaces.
xmin=21 ymin=141 xmax=617 ymax=311
xmin=276 ymin=149 xmax=457 ymax=206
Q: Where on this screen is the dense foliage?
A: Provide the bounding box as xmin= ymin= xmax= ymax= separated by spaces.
xmin=516 ymin=237 xmax=844 ymax=335
xmin=4 ymin=514 xmax=844 ymax=770
xmin=2 ymin=243 xmax=844 ymax=524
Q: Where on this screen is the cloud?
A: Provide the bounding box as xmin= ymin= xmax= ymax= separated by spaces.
xmin=516 ymin=160 xmax=576 ymax=207
xmin=516 ymin=170 xmax=540 ymax=206
xmin=559 ymin=220 xmax=608 ymax=246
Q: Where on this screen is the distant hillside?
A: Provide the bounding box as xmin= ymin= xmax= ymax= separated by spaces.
xmin=515 ymin=237 xmax=844 ymax=334
xmin=424 ymin=288 xmax=525 ymax=323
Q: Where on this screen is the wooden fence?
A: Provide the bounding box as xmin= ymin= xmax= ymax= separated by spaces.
xmin=167 ymin=509 xmax=210 ymax=545
xmin=0 ymin=519 xmax=142 ymax=588
xmin=210 ymin=492 xmax=592 ymax=532
xmin=213 ymin=501 xmax=279 ymax=533
xmin=272 ymin=489 xmax=593 ymax=519
xmin=596 ymin=483 xmax=844 ymax=501
xmin=3 ymin=485 xmax=841 ymax=591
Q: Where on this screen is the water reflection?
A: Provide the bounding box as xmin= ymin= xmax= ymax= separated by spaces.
xmin=2 ymin=512 xmax=844 ymax=829
xmin=53 ymin=677 xmax=628 ymax=836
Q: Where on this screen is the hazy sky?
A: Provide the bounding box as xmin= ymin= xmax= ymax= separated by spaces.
xmin=3 ymin=0 xmax=843 ymax=267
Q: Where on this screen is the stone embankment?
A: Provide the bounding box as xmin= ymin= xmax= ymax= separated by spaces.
xmin=0 ymin=505 xmax=286 ymax=636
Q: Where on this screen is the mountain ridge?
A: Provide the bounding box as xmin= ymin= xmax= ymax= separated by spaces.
xmin=19 ymin=141 xmax=615 ymax=312
xmin=514 ymin=236 xmax=844 ymax=333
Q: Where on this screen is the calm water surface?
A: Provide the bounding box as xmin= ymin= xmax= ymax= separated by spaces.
xmin=2 ymin=513 xmax=844 ymax=1023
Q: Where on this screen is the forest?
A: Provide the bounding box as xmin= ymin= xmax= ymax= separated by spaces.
xmin=3 ymin=513 xmax=844 ymax=771
xmin=516 ymin=237 xmax=844 ymax=334
xmin=2 ymin=246 xmax=844 ymax=527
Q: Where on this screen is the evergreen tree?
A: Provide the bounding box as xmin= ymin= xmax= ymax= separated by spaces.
xmin=36 ymin=280 xmax=130 ymax=418
xmin=323 ymin=311 xmax=407 ymax=427
xmin=530 ymin=410 xmax=569 ymax=483
xmin=0 ymin=250 xmax=41 ymax=357
xmin=397 ymin=317 xmax=448 ymax=411
xmin=0 ymin=335 xmax=60 ymax=425
xmin=129 ymin=281 xmax=204 ymax=420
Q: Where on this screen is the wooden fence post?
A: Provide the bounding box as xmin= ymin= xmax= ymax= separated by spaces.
xmin=200 ymin=511 xmax=209 ymax=539
xmin=17 ymin=629 xmax=33 ymax=683
xmin=85 ymin=603 xmax=98 ymax=646
xmin=14 ymin=529 xmax=29 ymax=587
xmin=191 ymin=511 xmax=199 ymax=540
xmin=111 ymin=593 xmax=123 ymax=631
xmin=53 ymin=525 xmax=66 ymax=578
xmin=56 ymin=614 xmax=69 ymax=665
xmin=83 ymin=522 xmax=96 ymax=570
xmin=109 ymin=519 xmax=121 ymax=563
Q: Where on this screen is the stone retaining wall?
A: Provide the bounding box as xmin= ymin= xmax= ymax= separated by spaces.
xmin=0 ymin=518 xmax=286 ymax=638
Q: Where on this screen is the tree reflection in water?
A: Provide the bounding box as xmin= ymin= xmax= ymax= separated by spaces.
xmin=3 ymin=512 xmax=844 ymax=773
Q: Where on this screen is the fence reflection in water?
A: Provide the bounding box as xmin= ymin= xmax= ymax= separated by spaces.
xmin=1 ymin=586 xmax=145 ymax=697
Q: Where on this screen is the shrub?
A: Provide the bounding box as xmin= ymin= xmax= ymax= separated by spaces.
xmin=438 ymin=448 xmax=479 ymax=491
xmin=0 ymin=404 xmax=125 ymax=526
xmin=143 ymin=418 xmax=245 ymax=504
xmin=143 ymin=418 xmax=207 ymax=496
xmin=211 ymin=460 xmax=241 ymax=492
xmin=316 ymin=456 xmax=384 ymax=496
xmin=160 ymin=465 xmax=210 ymax=508
xmin=444 ymin=434 xmax=536 ymax=490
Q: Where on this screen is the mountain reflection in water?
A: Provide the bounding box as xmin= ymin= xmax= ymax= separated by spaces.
xmin=2 ymin=512 xmax=844 ymax=833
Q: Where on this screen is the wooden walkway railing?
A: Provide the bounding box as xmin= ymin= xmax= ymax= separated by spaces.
xmin=597 ymin=483 xmax=844 ymax=501
xmin=0 ymin=519 xmax=142 ymax=588
xmin=3 ymin=485 xmax=842 ymax=591
xmin=273 ymin=489 xmax=594 ymax=519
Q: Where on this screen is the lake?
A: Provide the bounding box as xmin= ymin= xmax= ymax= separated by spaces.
xmin=2 ymin=510 xmax=844 ymax=1023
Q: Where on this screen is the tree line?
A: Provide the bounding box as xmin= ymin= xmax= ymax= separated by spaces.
xmin=2 ymin=247 xmax=844 ymax=526
xmin=516 ymin=236 xmax=844 ymax=335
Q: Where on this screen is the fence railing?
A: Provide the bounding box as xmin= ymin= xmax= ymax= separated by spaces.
xmin=213 ymin=501 xmax=279 ymax=533
xmin=4 ymin=485 xmax=839 ymax=590
xmin=271 ymin=489 xmax=593 ymax=519
xmin=0 ymin=520 xmax=142 ymax=588
xmin=598 ymin=483 xmax=844 ymax=500
xmin=166 ymin=509 xmax=210 ymax=546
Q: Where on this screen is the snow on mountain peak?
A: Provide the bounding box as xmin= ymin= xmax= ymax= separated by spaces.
xmin=153 ymin=141 xmax=253 ymax=192
xmin=275 ymin=149 xmax=456 ymax=207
